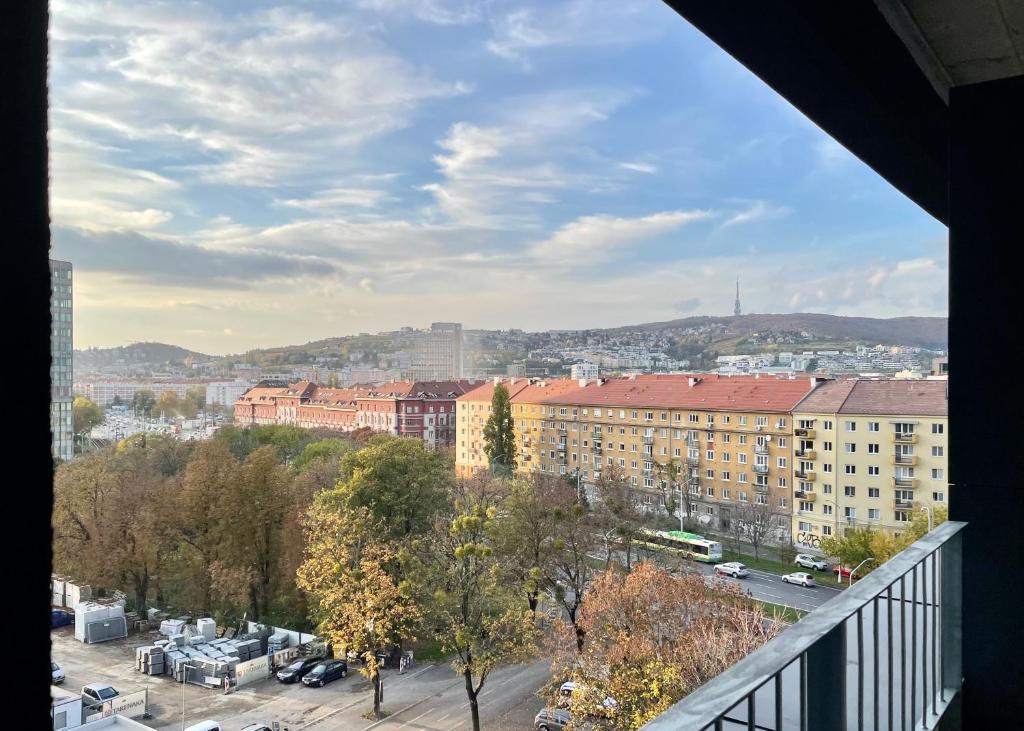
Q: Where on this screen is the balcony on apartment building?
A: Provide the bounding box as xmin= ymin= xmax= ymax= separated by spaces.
xmin=892 ymin=454 xmax=919 ymax=466
xmin=754 ymin=443 xmax=770 ymax=455
xmin=752 ymin=464 xmax=769 ymax=475
xmin=794 ymin=428 xmax=816 ymax=439
xmin=795 ymin=469 xmax=817 ymax=480
xmin=794 ymin=490 xmax=817 ymax=502
xmin=795 ymin=449 xmax=816 ymax=460
xmin=591 ymin=441 xmax=603 ymax=454
xmin=894 ymin=498 xmax=915 ymax=510
xmin=686 ymin=456 xmax=700 ymax=466
xmin=754 ymin=482 xmax=770 ymax=494
xmin=894 ymin=476 xmax=919 ymax=489
xmin=893 ymin=432 xmax=919 ymax=444
xmin=643 ymin=434 xmax=655 ymax=445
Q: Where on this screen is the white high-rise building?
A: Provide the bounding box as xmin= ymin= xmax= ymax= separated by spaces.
xmin=570 ymin=361 xmax=599 ymax=380
xmin=410 ymin=322 xmax=463 ymax=380
xmin=50 ymin=259 xmax=74 ymax=462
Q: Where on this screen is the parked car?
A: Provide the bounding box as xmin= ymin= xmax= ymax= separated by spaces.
xmin=277 ymin=656 xmax=323 ymax=683
xmin=558 ymin=681 xmax=618 ymax=711
xmin=782 ymin=572 xmax=816 ymax=588
xmin=794 ymin=554 xmax=829 ymax=571
xmin=51 ymin=609 xmax=74 ymax=628
xmin=51 ymin=662 xmax=65 ymax=685
xmin=183 ymin=722 xmax=221 ymax=731
xmin=535 ymin=707 xmax=572 ymax=730
xmin=833 ymin=565 xmax=861 ymax=581
xmin=301 ymin=659 xmax=348 ymax=687
xmin=82 ymin=683 xmax=119 ymax=710
xmin=240 ymin=725 xmax=273 ymax=731
xmin=714 ymin=561 xmax=750 ymax=578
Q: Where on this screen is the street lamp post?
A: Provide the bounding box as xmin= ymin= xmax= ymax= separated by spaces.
xmin=850 ymin=557 xmax=876 ymax=586
xmin=920 ymin=505 xmax=933 ymax=532
xmin=180 ymin=662 xmax=194 ymax=731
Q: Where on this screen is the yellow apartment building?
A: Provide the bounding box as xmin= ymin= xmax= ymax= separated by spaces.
xmin=529 ymin=374 xmax=822 ymax=540
xmin=790 ymin=379 xmax=949 ymax=553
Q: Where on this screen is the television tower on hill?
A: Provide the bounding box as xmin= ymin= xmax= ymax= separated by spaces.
xmin=734 ymin=277 xmax=742 ymax=316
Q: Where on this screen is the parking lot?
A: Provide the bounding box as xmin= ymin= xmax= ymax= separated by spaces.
xmin=52 ymin=626 xmax=547 ymax=730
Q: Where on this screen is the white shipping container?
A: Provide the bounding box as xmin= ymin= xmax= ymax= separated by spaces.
xmin=197 ymin=618 xmax=216 ymax=641
xmin=75 ymin=602 xmax=111 ymax=642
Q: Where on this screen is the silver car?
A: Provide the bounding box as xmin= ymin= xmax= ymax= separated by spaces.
xmin=794 ymin=553 xmax=829 ymax=571
xmin=714 ymin=561 xmax=750 ymax=578
xmin=535 ymin=707 xmax=571 ymax=730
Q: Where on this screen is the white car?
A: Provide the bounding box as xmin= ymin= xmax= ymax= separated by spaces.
xmin=81 ymin=683 xmax=118 ymax=710
xmin=794 ymin=554 xmax=829 ymax=571
xmin=782 ymin=572 xmax=816 ymax=588
xmin=51 ymin=662 xmax=65 ymax=685
xmin=714 ymin=562 xmax=750 ymax=578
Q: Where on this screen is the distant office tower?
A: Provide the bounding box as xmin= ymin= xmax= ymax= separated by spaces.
xmin=411 ymin=323 xmax=463 ymax=380
xmin=570 ymin=361 xmax=599 ymax=380
xmin=734 ymin=277 xmax=742 ymax=317
xmin=50 ymin=259 xmax=74 ymax=462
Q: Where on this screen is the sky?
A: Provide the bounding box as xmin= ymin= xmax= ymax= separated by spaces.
xmin=49 ymin=0 xmax=949 ymax=355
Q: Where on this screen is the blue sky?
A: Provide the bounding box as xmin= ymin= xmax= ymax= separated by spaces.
xmin=49 ymin=0 xmax=948 ymax=355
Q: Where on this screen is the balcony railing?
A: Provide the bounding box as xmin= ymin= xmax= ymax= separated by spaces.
xmin=892 ymin=455 xmax=918 ymax=466
xmin=640 ymin=520 xmax=965 ymax=731
xmin=643 ymin=435 xmax=655 ymax=444
xmin=795 ymin=470 xmax=817 ymax=481
xmin=894 ymin=499 xmax=915 ymax=509
xmin=592 ymin=442 xmax=603 ymax=453
xmin=894 ymin=477 xmax=919 ymax=488
xmin=893 ymin=432 xmax=919 ymax=444
xmin=753 ymin=464 xmax=769 ymax=474
xmin=795 ymin=449 xmax=816 ymax=460
xmin=686 ymin=456 xmax=700 ymax=466
xmin=794 ymin=427 xmax=816 ymax=439
xmin=795 ymin=490 xmax=816 ymax=502
xmin=754 ymin=443 xmax=770 ymax=454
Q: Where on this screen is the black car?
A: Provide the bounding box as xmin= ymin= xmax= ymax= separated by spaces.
xmin=276 ymin=657 xmax=323 ymax=683
xmin=301 ymin=659 xmax=348 ymax=687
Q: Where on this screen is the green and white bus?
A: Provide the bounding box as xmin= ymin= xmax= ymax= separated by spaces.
xmin=634 ymin=528 xmax=723 ymax=563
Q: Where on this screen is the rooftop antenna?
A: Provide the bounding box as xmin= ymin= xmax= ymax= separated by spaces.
xmin=733 ymin=277 xmax=742 ymax=317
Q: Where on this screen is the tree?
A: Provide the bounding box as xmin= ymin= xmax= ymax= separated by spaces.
xmin=298 ymin=501 xmax=422 ymax=719
xmin=335 ymin=435 xmax=452 ymax=539
xmin=419 ymin=478 xmax=539 ymax=731
xmin=73 ymin=396 xmax=103 ymax=439
xmin=821 ymin=527 xmax=878 ymax=573
xmin=185 ymin=386 xmax=206 ymax=414
xmin=655 ymin=459 xmax=698 ymax=531
xmin=291 ymin=438 xmax=352 ymax=474
xmin=482 ymin=383 xmax=516 ymax=475
xmin=728 ymin=499 xmax=785 ymax=560
xmin=594 ymin=464 xmax=644 ymax=570
xmin=544 ymin=493 xmax=598 ymax=652
xmin=132 ymin=389 xmax=156 ymax=417
xmin=821 ymin=507 xmax=949 ymax=576
xmin=546 ymin=562 xmax=780 ymax=730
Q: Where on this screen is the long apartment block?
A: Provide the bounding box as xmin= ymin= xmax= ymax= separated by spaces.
xmin=457 ymin=374 xmax=949 ymax=547
xmin=790 ymin=379 xmax=948 ymax=553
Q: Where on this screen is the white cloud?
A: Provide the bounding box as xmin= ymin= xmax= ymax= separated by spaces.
xmin=275 ymin=188 xmax=391 ymax=211
xmin=529 ymin=210 xmax=713 ymax=264
xmin=618 ymin=162 xmax=657 ymax=174
xmin=719 ymin=200 xmax=792 ymax=229
xmin=355 ymin=0 xmax=482 ymax=25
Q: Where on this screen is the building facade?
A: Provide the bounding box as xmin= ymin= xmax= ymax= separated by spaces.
xmin=789 ymin=379 xmax=949 ymax=553
xmin=570 ymin=362 xmax=599 ymax=380
xmin=409 ymin=322 xmax=463 ymax=380
xmin=50 ymin=259 xmax=74 ymax=462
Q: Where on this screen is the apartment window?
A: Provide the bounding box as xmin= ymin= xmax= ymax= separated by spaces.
xmin=868 ymin=508 xmax=880 ymax=521
xmin=844 ymin=485 xmax=856 ymax=497
xmin=798 ymin=419 xmax=814 ymax=429
xmin=777 ymin=437 xmax=786 ymax=448
xmin=868 ymin=487 xmax=880 ymax=498
xmin=756 ymin=494 xmax=767 ymax=505
xmin=689 ymin=414 xmax=699 ymax=423
xmin=620 ymin=443 xmax=626 ymax=451
xmin=594 ymin=408 xmax=602 ymax=417
xmin=706 ymin=485 xmax=715 ymax=497
xmin=799 ymin=501 xmax=814 ymax=512
xmin=721 ymin=452 xmax=731 ymax=462
xmin=844 ymin=507 xmax=856 ymax=519
xmin=722 ymin=488 xmax=731 ymax=499
xmin=723 ymin=415 xmax=731 ymax=424
xmin=778 ymin=496 xmax=787 ymax=508
xmin=738 ymin=453 xmax=747 ymax=464
xmin=932 ymin=423 xmax=944 ymax=434
xmin=932 ymin=446 xmax=944 ymax=457
xmin=739 ymin=491 xmax=749 ymax=502
xmin=845 ymin=465 xmax=856 ymax=475
xmin=674 ymin=447 xmax=681 ymax=457
xmin=776 ymin=418 xmax=786 ymax=429
xmin=778 ymin=477 xmax=787 ymax=487
xmin=895 ymin=511 xmax=911 ymax=523
xmin=738 ymin=473 xmax=748 ymax=483
xmin=932 ymin=468 xmax=944 ymax=480
xmin=823 ymin=463 xmax=833 ymax=473
xmin=823 ymin=441 xmax=833 ymax=451
xmin=706 ymin=450 xmax=715 ymax=461
xmin=845 ymin=421 xmax=856 ymax=432
xmin=845 ymin=443 xmax=856 ymax=453
xmin=722 ymin=471 xmax=731 ymax=481
xmin=777 ymin=457 xmax=787 ymax=468
xmin=631 ymin=444 xmax=638 ymax=453
xmin=644 ymin=411 xmax=654 ymax=421
xmin=722 ymin=433 xmax=731 ymax=444
xmin=868 ymin=443 xmax=879 ymax=454
xmin=756 ymin=416 xmax=768 ymax=427
xmin=868 ymin=422 xmax=879 ymax=432
xmin=822 ymin=525 xmax=833 ymax=536
xmin=630 ymin=426 xmax=638 ymax=436
xmin=705 ymin=507 xmax=714 ymax=515
xmin=933 ymin=491 xmax=945 ymax=502
xmin=739 ymin=415 xmax=748 ymax=425
xmin=661 ymin=412 xmax=668 ymax=421
xmin=799 ymin=521 xmax=813 ymax=532
xmin=823 ymin=420 xmax=833 ymax=430
xmin=706 ymin=469 xmax=715 ymax=479
xmin=559 ymin=408 xmax=567 ymax=416
xmin=631 ymin=476 xmax=638 ymax=486
xmin=618 ymin=409 xmax=625 ymax=418
xmin=631 ymin=460 xmax=638 ymax=469
xmin=823 ymin=504 xmax=833 ymax=515
xmin=738 ymin=434 xmax=748 ymax=445
xmin=868 ymin=466 xmax=880 ymax=476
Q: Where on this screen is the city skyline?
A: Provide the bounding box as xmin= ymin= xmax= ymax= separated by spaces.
xmin=49 ymin=0 xmax=947 ymax=354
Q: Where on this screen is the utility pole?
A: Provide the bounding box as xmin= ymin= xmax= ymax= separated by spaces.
xmin=920 ymin=505 xmax=933 ymax=532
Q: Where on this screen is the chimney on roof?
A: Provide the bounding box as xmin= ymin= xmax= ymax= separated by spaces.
xmin=510 ymin=378 xmax=517 ymax=386
xmin=688 ymin=377 xmax=701 ymax=388
xmin=578 ymin=378 xmax=588 ymax=387
xmin=493 ymin=377 xmax=500 ymax=385
xmin=628 ymin=373 xmax=637 ymax=381
xmin=597 ymin=378 xmax=605 ymax=386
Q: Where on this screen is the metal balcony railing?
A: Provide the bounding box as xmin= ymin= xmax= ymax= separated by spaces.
xmin=639 ymin=520 xmax=965 ymax=731
xmin=753 ymin=464 xmax=769 ymax=474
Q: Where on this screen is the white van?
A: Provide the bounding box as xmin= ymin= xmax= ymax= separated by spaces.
xmin=183 ymin=722 xmax=221 ymax=731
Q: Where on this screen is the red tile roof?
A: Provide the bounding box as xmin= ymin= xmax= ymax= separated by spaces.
xmin=796 ymin=378 xmax=947 ymax=415
xmin=792 ymin=379 xmax=858 ymax=413
xmin=359 ymin=380 xmax=472 ymax=399
xmin=506 ymin=374 xmax=821 ymax=412
xmin=457 ymin=378 xmax=579 ymax=403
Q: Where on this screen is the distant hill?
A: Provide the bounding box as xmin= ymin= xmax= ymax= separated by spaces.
xmin=624 ymin=314 xmax=947 ymax=350
xmin=75 ymin=342 xmax=214 ymax=368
